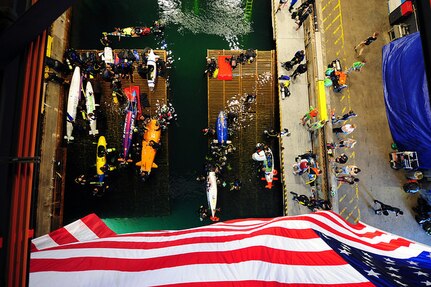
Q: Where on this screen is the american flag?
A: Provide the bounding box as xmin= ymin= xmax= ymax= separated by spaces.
xmin=30 ymin=212 xmax=431 ymax=287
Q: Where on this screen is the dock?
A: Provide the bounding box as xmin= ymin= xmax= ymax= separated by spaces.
xmin=206 ymin=50 xmax=284 ymax=219
xmin=64 ymin=49 xmax=171 ymax=221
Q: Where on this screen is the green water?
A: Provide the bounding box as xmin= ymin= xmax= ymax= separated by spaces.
xmin=69 ymin=0 xmax=277 ymax=233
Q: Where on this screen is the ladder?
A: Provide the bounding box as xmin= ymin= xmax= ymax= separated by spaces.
xmin=244 ymin=0 xmax=253 ymax=21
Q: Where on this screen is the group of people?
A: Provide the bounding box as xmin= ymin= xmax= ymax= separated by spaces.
xmin=327 ymin=109 xmax=360 ymax=184
xmin=277 ymin=0 xmax=315 ymax=31
xmin=292 ymin=151 xmax=321 ymax=180
xmin=203 ymin=49 xmax=257 ymax=78
xmin=299 ymin=106 xmax=328 ymax=133
xmin=154 ymin=102 xmax=178 ymax=131
xmin=276 ymin=1 xmax=394 ymax=219
xmin=100 ymin=20 xmax=165 ymax=45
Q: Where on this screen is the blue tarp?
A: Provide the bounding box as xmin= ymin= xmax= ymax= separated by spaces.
xmin=382 ymin=32 xmax=431 ymax=169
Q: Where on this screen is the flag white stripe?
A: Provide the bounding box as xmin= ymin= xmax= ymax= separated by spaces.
xmin=31 ymin=235 xmax=331 ymax=259
xmin=80 ymin=217 xmax=413 ymax=250
xmin=31 ymin=234 xmax=59 ymax=251
xmin=30 ymin=261 xmax=369 ymax=287
xmin=64 ymin=219 xmax=98 ymax=242
xmin=36 ymin=215 xmax=430 ymax=259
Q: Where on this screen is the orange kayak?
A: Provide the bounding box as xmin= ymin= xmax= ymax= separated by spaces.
xmin=136 ymin=119 xmax=162 ymax=179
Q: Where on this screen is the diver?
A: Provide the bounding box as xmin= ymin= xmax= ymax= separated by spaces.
xmin=230 ymin=179 xmax=242 ymax=191
xmin=75 ymin=174 xmax=87 ymax=185
xmin=149 ymin=140 xmax=161 ymax=150
xmin=156 ymin=58 xmax=167 ymax=77
xmin=151 ymin=20 xmax=165 ymax=35
xmin=202 ymin=127 xmax=216 ymax=136
xmin=140 ymin=171 xmax=150 ymax=182
xmin=64 ymin=48 xmax=82 ymax=71
xmin=100 ymin=32 xmax=111 ymax=46
xmin=245 ymin=49 xmax=257 ymax=63
xmin=237 ymin=52 xmax=246 ymax=64
xmin=198 ymin=205 xmax=208 ymax=221
xmin=138 ymin=63 xmax=149 ymax=79
xmin=264 ymin=129 xmax=279 ymax=138
xmin=133 ymin=26 xmax=151 ymax=36
xmin=204 ymin=57 xmax=217 ymax=77
xmin=225 ymin=55 xmax=238 ymax=69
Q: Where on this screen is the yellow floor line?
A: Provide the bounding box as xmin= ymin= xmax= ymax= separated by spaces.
xmin=332 ymin=25 xmax=342 ymax=35
xmin=339 ymin=193 xmax=347 ymax=202
xmin=324 ymin=14 xmax=341 ymax=31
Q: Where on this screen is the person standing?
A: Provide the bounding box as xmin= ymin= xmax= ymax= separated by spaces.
xmin=307 ymin=120 xmax=327 ymax=132
xmin=331 ymin=109 xmax=357 ymax=124
xmin=295 ymin=4 xmax=313 ymax=31
xmin=291 ymin=63 xmax=307 ymax=80
xmin=291 ymin=50 xmax=305 ymax=65
xmin=288 ymin=0 xmax=299 ymax=13
xmin=354 ymin=32 xmax=379 ymax=57
xmin=335 ymin=165 xmax=361 ymax=176
xmin=332 ymin=123 xmax=356 ymax=135
xmin=335 ymin=153 xmax=349 ymax=164
xmin=337 ymin=138 xmax=357 ymax=149
xmin=337 ymin=175 xmax=359 ymax=185
xmin=301 ymin=106 xmax=319 ymax=125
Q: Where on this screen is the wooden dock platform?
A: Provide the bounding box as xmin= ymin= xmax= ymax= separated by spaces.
xmin=64 ymin=49 xmax=171 ymax=221
xmin=206 ymin=50 xmax=283 ymax=219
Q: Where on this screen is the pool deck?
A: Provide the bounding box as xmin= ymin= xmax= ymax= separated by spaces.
xmin=272 ymin=1 xmax=328 ymax=216
xmin=63 ymin=49 xmax=171 ymax=221
xmin=206 ymin=50 xmax=283 ymax=219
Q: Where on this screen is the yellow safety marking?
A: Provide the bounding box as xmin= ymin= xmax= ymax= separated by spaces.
xmin=345 ymin=209 xmax=354 ymax=220
xmin=355 ymin=207 xmax=361 ymax=223
xmin=341 ymin=106 xmax=346 ymax=113
xmin=332 ymin=25 xmax=342 ymax=35
xmin=335 ymin=50 xmax=341 ymax=57
xmin=324 ymin=14 xmax=341 ymax=32
xmin=317 ymin=80 xmax=328 ymax=121
xmin=339 ymin=207 xmax=347 ymax=216
xmin=337 ymin=182 xmax=342 ymax=189
xmin=340 ymin=95 xmax=346 ymax=102
xmin=46 ymin=35 xmax=53 ymax=57
xmin=339 ymin=193 xmax=347 ymax=202
xmin=351 ymin=151 xmax=355 ymax=158
xmin=321 ymin=0 xmax=335 ymax=12
xmin=322 ymin=5 xmax=339 ymax=23
xmin=332 ymin=2 xmax=340 ymax=12
xmin=334 ymin=34 xmax=343 ymax=45
xmin=349 ymin=196 xmax=355 ymax=204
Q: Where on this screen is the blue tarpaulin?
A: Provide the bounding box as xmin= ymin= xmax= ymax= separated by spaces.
xmin=382 ymin=32 xmax=431 ymax=169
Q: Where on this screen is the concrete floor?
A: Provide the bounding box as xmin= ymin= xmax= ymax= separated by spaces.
xmin=274 ymin=0 xmax=431 ymax=245
xmin=318 ymin=0 xmax=430 ymax=245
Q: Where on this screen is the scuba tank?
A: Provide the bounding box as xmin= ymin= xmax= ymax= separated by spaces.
xmin=280 ymin=81 xmax=290 ymax=99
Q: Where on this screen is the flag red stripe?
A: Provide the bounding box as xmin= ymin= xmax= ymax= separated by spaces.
xmin=312 ymin=212 xmax=381 ymax=236
xmin=120 ymin=218 xmax=299 ymax=237
xmin=81 ymin=213 xmax=116 ymax=238
xmin=30 ymin=247 xmax=347 ymax=272
xmin=50 ymin=227 xmax=79 ymax=246
xmin=293 ymin=214 xmax=412 ymax=251
xmin=319 ymin=212 xmax=367 ymax=230
xmin=154 ymin=281 xmax=375 ymax=287
xmin=37 ymin=226 xmax=321 ymax=251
